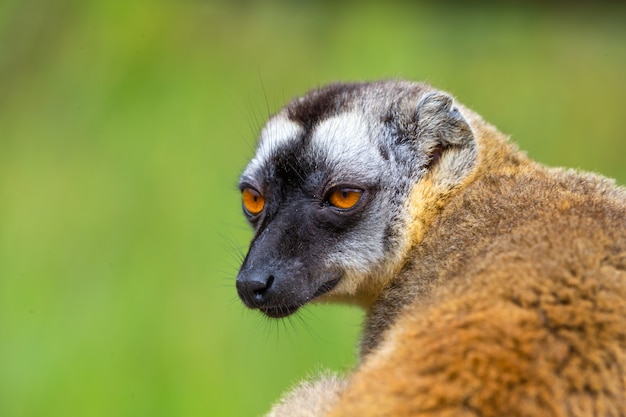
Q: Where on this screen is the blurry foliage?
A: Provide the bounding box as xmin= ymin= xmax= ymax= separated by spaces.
xmin=0 ymin=0 xmax=624 ymax=416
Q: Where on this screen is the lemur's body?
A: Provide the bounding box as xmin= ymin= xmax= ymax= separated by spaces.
xmin=236 ymin=81 xmax=626 ymax=416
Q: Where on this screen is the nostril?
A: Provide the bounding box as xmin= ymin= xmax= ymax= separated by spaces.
xmin=252 ymin=275 xmax=274 ymax=302
xmin=254 ymin=275 xmax=275 ymax=296
xmin=236 ymin=274 xmax=275 ymax=307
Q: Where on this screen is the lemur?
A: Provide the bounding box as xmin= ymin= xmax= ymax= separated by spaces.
xmin=236 ymin=80 xmax=626 ymax=417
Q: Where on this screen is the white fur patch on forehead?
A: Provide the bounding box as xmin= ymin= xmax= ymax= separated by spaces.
xmin=244 ymin=116 xmax=302 ymax=177
xmin=311 ymin=112 xmax=382 ymax=179
xmin=258 ymin=116 xmax=302 ymax=159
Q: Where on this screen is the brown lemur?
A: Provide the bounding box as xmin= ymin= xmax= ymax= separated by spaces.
xmin=236 ymin=80 xmax=626 ymax=417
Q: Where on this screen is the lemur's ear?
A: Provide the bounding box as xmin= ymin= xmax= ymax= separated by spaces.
xmin=416 ymin=92 xmax=474 ymax=147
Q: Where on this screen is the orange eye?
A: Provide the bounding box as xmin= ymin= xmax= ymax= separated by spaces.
xmin=242 ymin=188 xmax=265 ymax=216
xmin=328 ymin=188 xmax=363 ymax=210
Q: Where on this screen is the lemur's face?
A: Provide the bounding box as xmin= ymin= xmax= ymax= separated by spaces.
xmin=236 ymin=82 xmax=475 ymax=318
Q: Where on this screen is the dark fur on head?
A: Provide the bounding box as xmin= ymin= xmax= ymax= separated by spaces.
xmin=237 ymin=81 xmax=477 ymax=315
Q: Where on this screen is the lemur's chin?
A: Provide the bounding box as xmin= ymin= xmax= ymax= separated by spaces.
xmin=260 ymin=305 xmax=301 ymax=319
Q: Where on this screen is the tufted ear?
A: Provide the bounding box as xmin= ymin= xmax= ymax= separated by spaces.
xmin=413 ymin=91 xmax=478 ymax=189
xmin=416 ymin=92 xmax=474 ymax=147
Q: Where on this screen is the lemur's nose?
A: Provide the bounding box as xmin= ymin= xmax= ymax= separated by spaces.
xmin=236 ymin=274 xmax=275 ymax=307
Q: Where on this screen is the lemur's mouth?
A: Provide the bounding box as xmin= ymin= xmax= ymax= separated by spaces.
xmin=312 ymin=278 xmax=341 ymax=298
xmin=260 ymin=278 xmax=341 ymax=319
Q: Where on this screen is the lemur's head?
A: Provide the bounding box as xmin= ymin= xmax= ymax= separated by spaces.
xmin=236 ymin=81 xmax=476 ymax=318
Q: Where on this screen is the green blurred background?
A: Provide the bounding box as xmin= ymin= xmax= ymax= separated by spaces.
xmin=1 ymin=0 xmax=625 ymax=416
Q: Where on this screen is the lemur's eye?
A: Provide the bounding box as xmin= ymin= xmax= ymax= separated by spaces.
xmin=327 ymin=188 xmax=363 ymax=210
xmin=242 ymin=188 xmax=265 ymax=216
